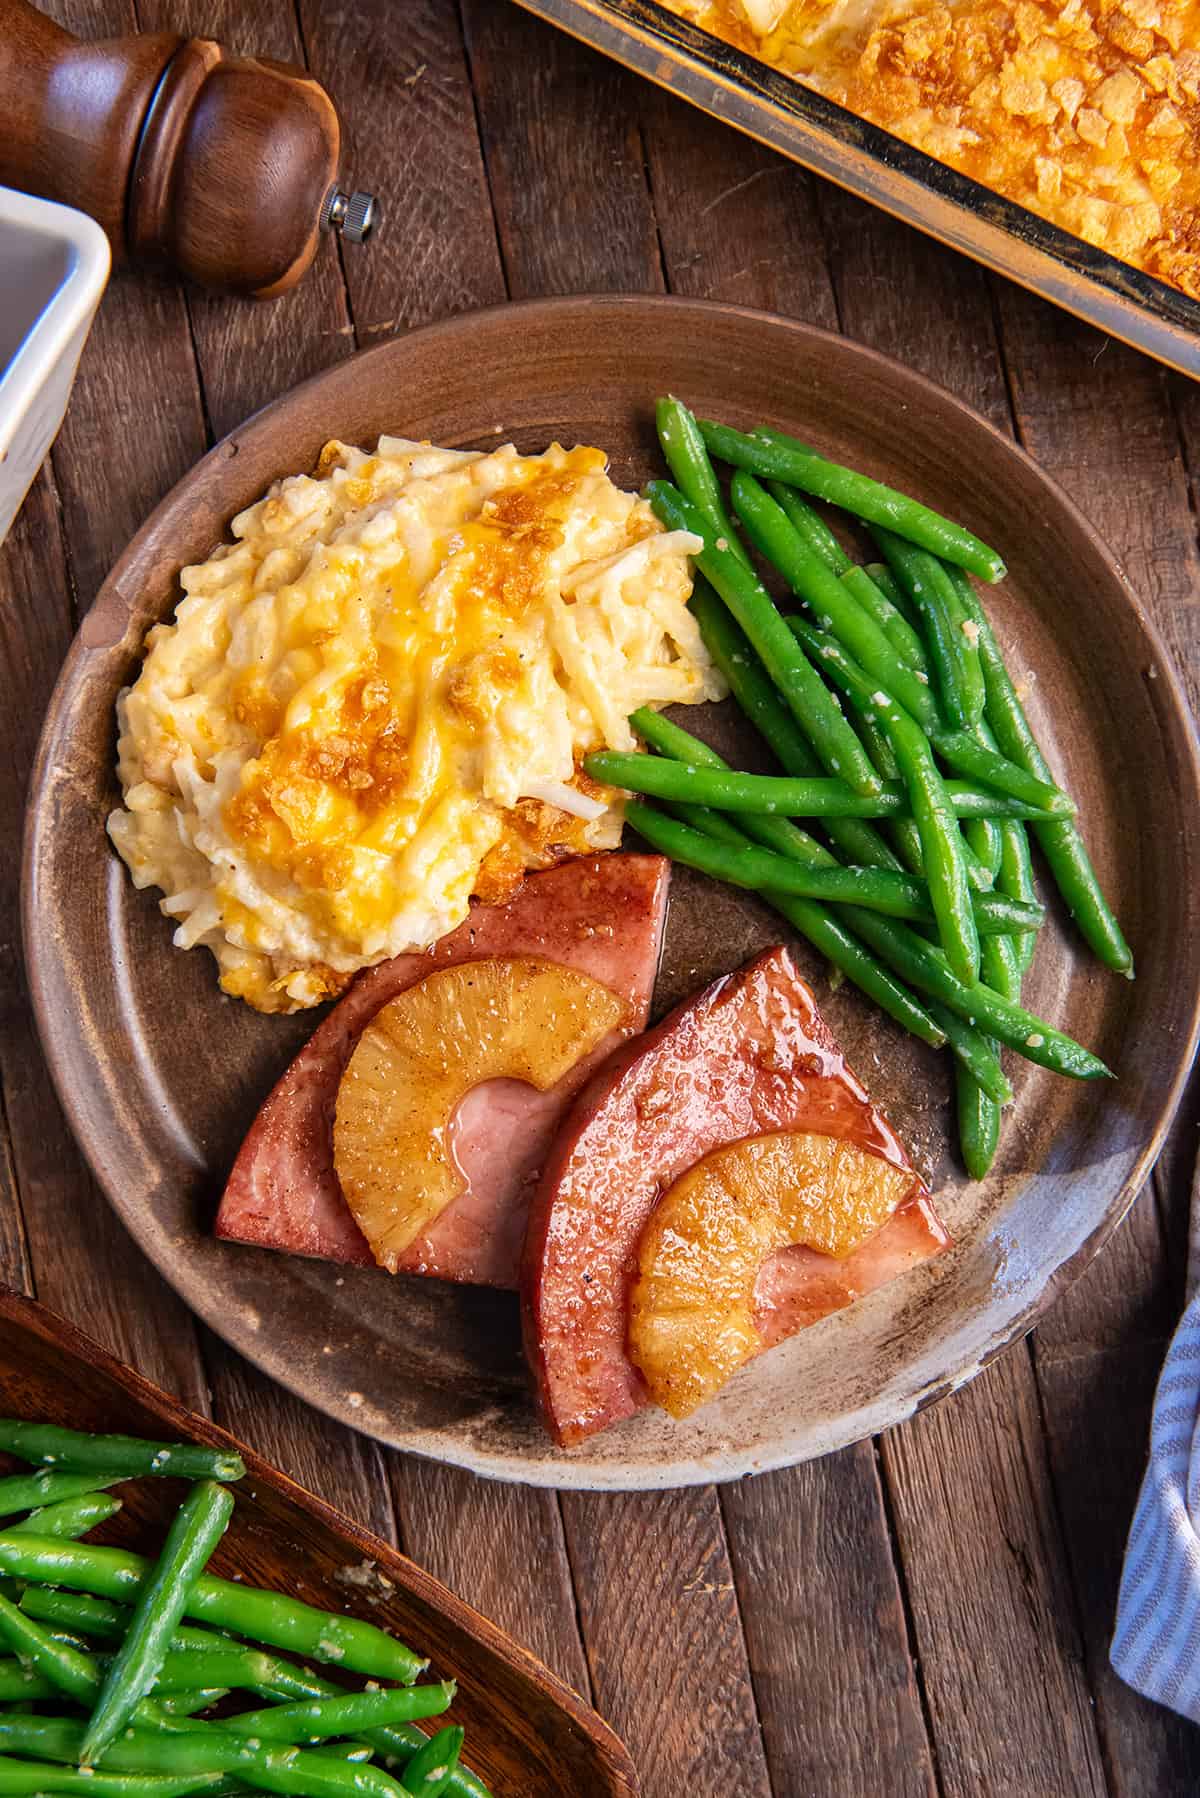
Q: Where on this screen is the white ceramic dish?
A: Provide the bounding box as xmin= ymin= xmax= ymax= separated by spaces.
xmin=0 ymin=185 xmax=109 ymax=546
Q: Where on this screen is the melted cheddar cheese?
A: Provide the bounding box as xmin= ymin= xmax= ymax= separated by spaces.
xmin=662 ymin=0 xmax=1200 ymax=298
xmin=109 ymin=437 xmax=720 ymax=1012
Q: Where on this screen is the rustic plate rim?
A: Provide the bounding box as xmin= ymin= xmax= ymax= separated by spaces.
xmin=21 ymin=293 xmax=1200 ymax=1489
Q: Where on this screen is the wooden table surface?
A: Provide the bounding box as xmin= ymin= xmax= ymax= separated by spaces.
xmin=3 ymin=3 xmax=1200 ymax=1792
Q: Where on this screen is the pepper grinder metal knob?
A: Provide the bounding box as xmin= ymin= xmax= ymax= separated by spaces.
xmin=322 ymin=187 xmax=378 ymax=245
xmin=0 ymin=0 xmax=378 ymax=298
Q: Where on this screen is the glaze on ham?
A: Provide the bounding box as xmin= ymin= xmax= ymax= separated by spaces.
xmin=216 ymin=855 xmax=669 ymax=1287
xmin=522 ymin=945 xmax=950 ymax=1447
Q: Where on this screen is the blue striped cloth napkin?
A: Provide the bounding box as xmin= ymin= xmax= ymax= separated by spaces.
xmin=1111 ymin=1147 xmax=1200 ymax=1717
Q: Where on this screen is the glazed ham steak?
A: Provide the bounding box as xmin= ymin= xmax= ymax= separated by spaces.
xmin=522 ymin=945 xmax=950 ymax=1446
xmin=216 ymin=855 xmax=669 ymax=1287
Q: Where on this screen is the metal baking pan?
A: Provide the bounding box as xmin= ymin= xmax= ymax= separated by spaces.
xmin=514 ymin=0 xmax=1200 ymax=380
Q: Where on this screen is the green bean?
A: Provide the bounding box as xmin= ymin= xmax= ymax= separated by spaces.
xmin=0 ymin=1719 xmax=408 ymax=1798
xmin=840 ymin=565 xmax=929 ymax=671
xmin=0 ymin=1590 xmax=181 ymax=1740
xmin=0 ymin=1762 xmax=228 ymax=1797
xmin=688 ymin=583 xmax=903 ymax=869
xmin=764 ymin=482 xmax=850 ymax=575
xmin=590 ymin=754 xmax=1058 ymax=844
xmin=836 ymin=908 xmax=1109 ymax=1077
xmin=0 ymin=1586 xmax=113 ymax=1706
xmin=646 ymin=482 xmax=881 ymax=794
xmin=631 ymin=713 xmax=946 ymax=1047
xmin=997 ymin=820 xmax=1039 ymax=974
xmin=871 ymin=528 xmax=980 ymax=728
xmin=965 ymin=818 xmax=1001 ymax=880
xmin=0 ymin=1426 xmax=244 ymax=1487
xmin=0 ymin=1471 xmax=112 ymax=1518
xmin=946 ymin=564 xmax=1133 ymax=976
xmin=931 ymin=730 xmax=1073 ymax=814
xmin=12 ymin=1595 xmax=491 ymax=1798
xmin=19 ymin=1587 xmax=133 ymax=1638
xmin=633 ymin=802 xmax=1010 ymax=1099
xmin=676 ymin=802 xmax=947 ymax=1045
xmin=955 ymin=1059 xmax=1003 ymax=1181
xmin=152 ymin=1690 xmax=230 ymax=1719
xmin=0 ymin=1655 xmax=57 ymax=1700
xmin=222 ymin=1686 xmax=455 ymax=1747
xmin=18 ymin=1590 xmax=233 ymax=1660
xmin=730 ymin=472 xmax=940 ymax=730
xmin=865 ymin=561 xmax=915 ymax=622
xmin=150 ymin=1648 xmax=286 ymax=1695
xmin=82 ymin=1481 xmax=235 ymax=1764
xmin=786 ymin=616 xmax=980 ymax=984
xmin=655 ymin=397 xmax=750 ymax=567
xmin=622 ymin=800 xmax=1039 ymax=934
xmin=697 ymin=419 xmax=1006 ymax=581
xmin=0 ymin=1538 xmax=427 ymax=1685
xmin=940 ymin=554 xmax=986 ymax=724
xmin=962 ymin=893 xmax=1028 ymax=1178
xmin=399 ymin=1726 xmax=464 ymax=1796
xmin=9 ymin=1493 xmax=122 ymax=1538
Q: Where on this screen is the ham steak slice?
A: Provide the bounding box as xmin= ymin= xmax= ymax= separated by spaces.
xmin=216 ymin=854 xmax=669 ymax=1288
xmin=522 ymin=944 xmax=950 ymax=1446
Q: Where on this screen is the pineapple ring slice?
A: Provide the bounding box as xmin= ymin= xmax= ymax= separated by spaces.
xmin=333 ymin=956 xmax=627 ymax=1271
xmin=629 ymin=1131 xmax=917 ymax=1419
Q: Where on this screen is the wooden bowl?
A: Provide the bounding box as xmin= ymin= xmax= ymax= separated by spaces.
xmin=0 ymin=1288 xmax=638 ymax=1796
xmin=22 ymin=295 xmax=1200 ymax=1488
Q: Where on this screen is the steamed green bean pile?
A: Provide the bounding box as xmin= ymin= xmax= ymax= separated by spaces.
xmin=0 ymin=1421 xmax=489 ymax=1798
xmin=585 ymin=397 xmax=1131 ymax=1179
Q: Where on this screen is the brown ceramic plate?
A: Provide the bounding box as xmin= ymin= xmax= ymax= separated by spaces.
xmin=22 ymin=296 xmax=1200 ymax=1489
xmin=0 ymin=1288 xmax=638 ymax=1794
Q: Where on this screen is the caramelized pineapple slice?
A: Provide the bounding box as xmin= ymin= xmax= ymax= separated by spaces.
xmin=333 ymin=956 xmax=626 ymax=1271
xmin=629 ymin=1131 xmax=916 ymax=1419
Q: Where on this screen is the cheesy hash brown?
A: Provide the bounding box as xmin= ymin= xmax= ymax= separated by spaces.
xmin=108 ymin=436 xmax=721 ymax=1013
xmin=662 ymin=0 xmax=1200 ymax=300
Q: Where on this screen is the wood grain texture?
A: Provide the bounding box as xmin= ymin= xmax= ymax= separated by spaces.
xmin=390 ymin=1462 xmax=590 ymax=1695
xmin=455 ymin=25 xmax=770 ymax=1790
xmin=561 ymin=1488 xmax=772 ymax=1797
xmin=886 ymin=1357 xmax=1108 ymax=1797
xmin=642 ymin=84 xmax=838 ymax=330
xmin=298 ymin=0 xmax=507 ymax=334
xmin=992 ymin=294 xmax=1200 ymax=1798
xmin=721 ymin=1448 xmax=936 ymax=1797
xmin=460 ymin=0 xmax=664 ymax=299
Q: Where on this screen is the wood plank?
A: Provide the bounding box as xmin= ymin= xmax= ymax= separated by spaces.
xmin=200 ymin=1327 xmax=397 ymax=1540
xmin=815 ymin=187 xmax=1011 ymax=429
xmin=641 ymin=84 xmax=838 ymax=331
xmin=391 ymin=1464 xmax=591 ymax=1695
xmin=992 ymin=292 xmax=1200 ymax=1794
xmin=640 ymin=104 xmax=937 ymax=1798
xmin=887 ymin=1359 xmax=1107 ymax=1796
xmin=560 ymin=1487 xmax=771 ymax=1796
xmin=298 ymin=0 xmax=507 ymax=333
xmin=459 ymin=0 xmax=664 ymax=299
xmin=721 ymin=1448 xmax=936 ymax=1797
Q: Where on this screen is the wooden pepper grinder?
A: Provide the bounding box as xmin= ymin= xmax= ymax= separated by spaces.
xmin=0 ymin=0 xmax=376 ymax=297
